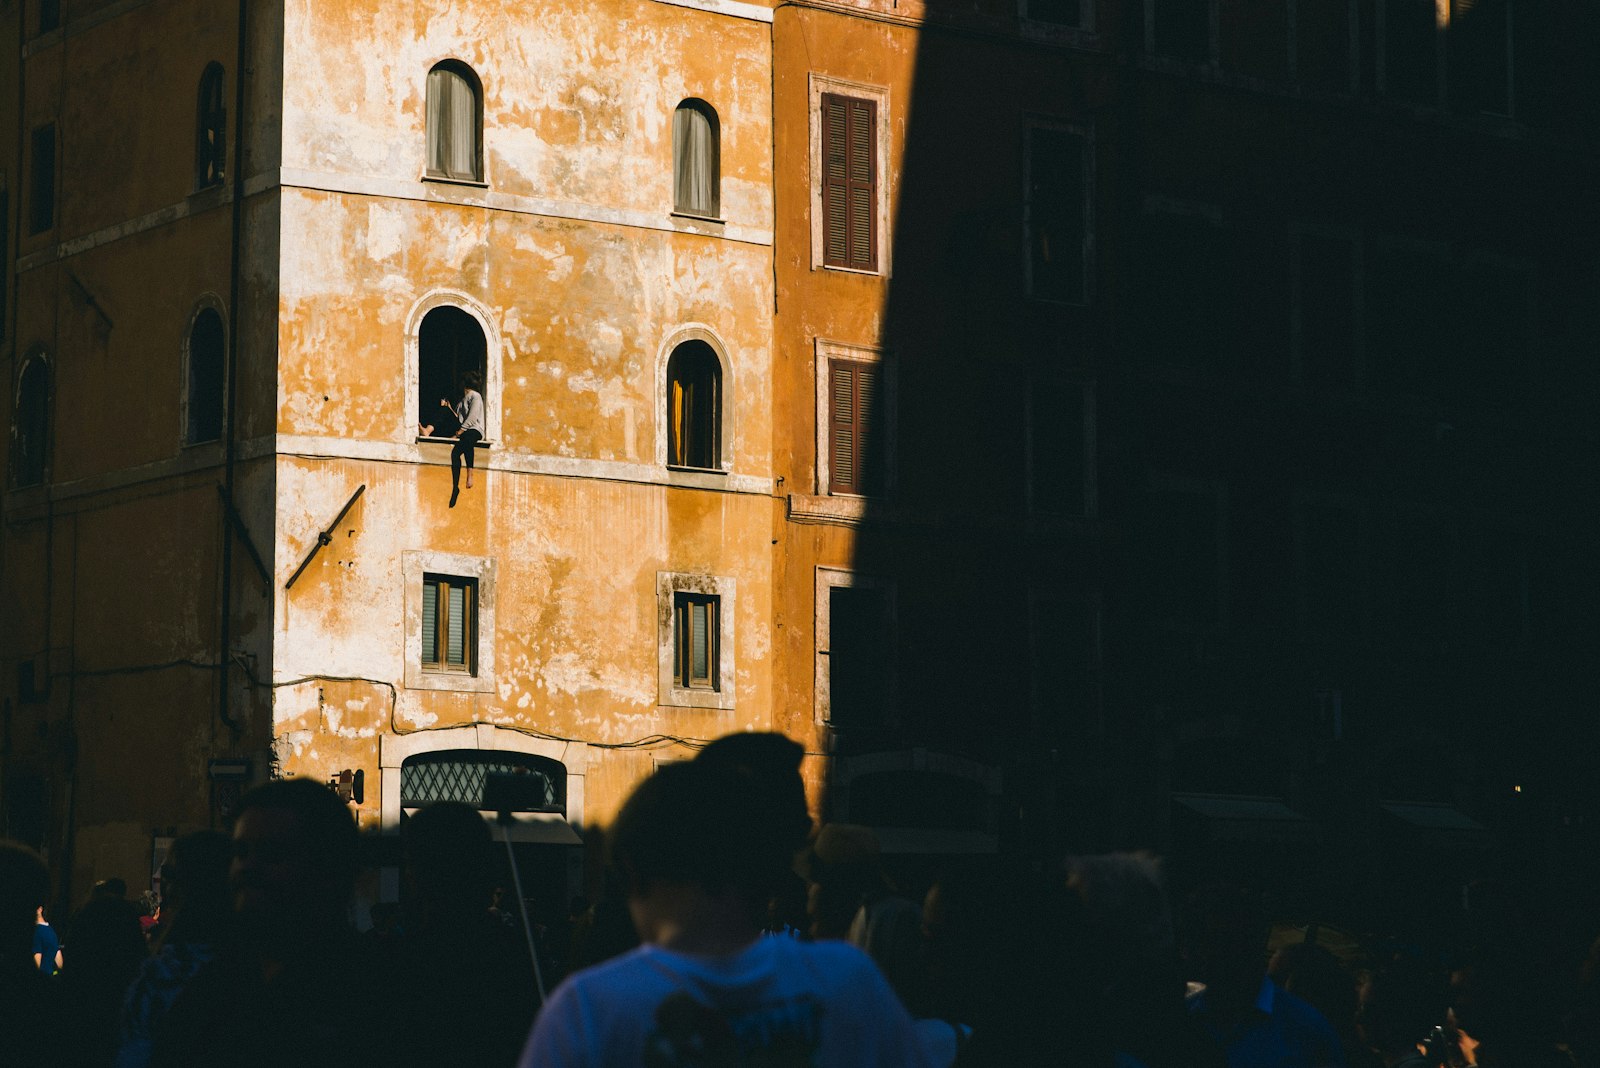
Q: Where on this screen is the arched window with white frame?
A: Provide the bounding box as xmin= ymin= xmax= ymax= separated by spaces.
xmin=11 ymin=353 xmax=50 ymax=487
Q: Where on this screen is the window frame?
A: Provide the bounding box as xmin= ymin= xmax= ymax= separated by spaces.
xmin=657 ymin=572 xmax=736 ymax=711
xmin=182 ymin=299 xmax=228 ymax=447
xmin=423 ymin=59 xmax=486 ymax=186
xmin=404 ymin=291 xmax=501 ymax=446
xmin=672 ymin=592 xmax=720 ymax=691
xmin=809 ymin=74 xmax=891 ymax=276
xmin=671 ymin=98 xmax=722 ymax=221
xmin=420 ymin=572 xmax=479 ymax=675
xmin=814 ymin=339 xmax=893 ymax=506
xmin=814 ymin=567 xmax=897 ymax=728
xmin=665 ymin=341 xmax=724 ymax=473
xmin=10 ymin=350 xmax=51 ymax=489
xmin=28 ymin=123 xmax=56 ymax=236
xmin=195 ymin=62 xmax=227 ymax=192
xmin=1022 ymin=120 xmax=1093 ymax=306
xmin=403 ymin=551 xmax=497 ymax=694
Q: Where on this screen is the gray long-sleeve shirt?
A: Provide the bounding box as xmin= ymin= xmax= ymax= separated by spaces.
xmin=455 ymin=389 xmax=485 ymax=435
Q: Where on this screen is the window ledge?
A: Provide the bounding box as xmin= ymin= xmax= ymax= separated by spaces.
xmin=665 ymin=466 xmax=732 ymax=492
xmin=786 ymin=493 xmax=887 ymax=527
xmin=660 ymin=686 xmax=736 ymax=711
xmin=421 ymin=173 xmax=489 ymax=189
xmin=817 ymin=263 xmax=885 ymax=278
xmin=416 ymin=436 xmax=493 ymax=447
xmin=671 ymin=211 xmax=725 ymax=225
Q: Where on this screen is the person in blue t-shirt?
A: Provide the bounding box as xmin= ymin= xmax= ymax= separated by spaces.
xmin=33 ymin=906 xmax=61 ymax=976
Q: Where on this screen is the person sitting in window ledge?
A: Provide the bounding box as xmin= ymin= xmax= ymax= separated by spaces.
xmin=437 ymin=371 xmax=485 ymax=509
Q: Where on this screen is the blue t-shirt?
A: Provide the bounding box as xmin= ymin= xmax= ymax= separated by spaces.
xmin=33 ymin=921 xmax=60 ymax=976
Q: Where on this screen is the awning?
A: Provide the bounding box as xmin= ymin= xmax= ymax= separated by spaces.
xmin=1173 ymin=793 xmax=1318 ymax=844
xmin=485 ymin=812 xmax=584 ymax=846
xmin=1380 ymin=802 xmax=1489 ymax=848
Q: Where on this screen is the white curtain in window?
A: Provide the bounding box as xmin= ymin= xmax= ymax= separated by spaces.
xmin=427 ymin=66 xmax=478 ymax=180
xmin=673 ymin=104 xmax=717 ymax=216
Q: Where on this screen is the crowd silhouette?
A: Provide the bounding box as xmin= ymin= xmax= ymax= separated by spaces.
xmin=0 ymin=732 xmax=1590 ymax=1066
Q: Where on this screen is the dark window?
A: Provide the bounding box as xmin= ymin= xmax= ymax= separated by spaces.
xmin=1139 ymin=485 xmax=1223 ymax=631
xmin=1301 ymin=502 xmax=1364 ymax=635
xmin=1133 ymin=212 xmax=1224 ymax=373
xmin=1023 ymin=0 xmax=1082 ymax=26
xmin=1030 ymin=595 xmax=1098 ymax=737
xmin=1450 ymin=0 xmax=1512 ymax=115
xmin=1296 ymin=233 xmax=1357 ymax=386
xmin=421 ymin=573 xmax=477 ymax=673
xmin=1025 ymin=126 xmax=1088 ymax=304
xmin=828 ymin=358 xmax=883 ymax=495
xmin=1028 ymin=378 xmax=1090 ymax=516
xmin=196 ymin=63 xmax=227 ymax=190
xmin=1151 ymin=0 xmax=1211 ymax=61
xmin=425 ymin=61 xmax=483 ymax=182
xmin=418 ymin=306 xmax=486 ymax=437
xmin=821 ymin=93 xmax=877 ymax=271
xmin=12 ymin=356 xmax=50 ymax=487
xmin=186 ymin=308 xmax=226 ymax=444
xmin=29 ymin=125 xmax=55 ymax=235
xmin=0 ymin=189 xmax=9 ymax=329
xmin=37 ymin=0 xmax=59 ymax=35
xmin=672 ymin=99 xmax=720 ymax=218
xmin=1385 ymin=0 xmax=1439 ymax=104
xmin=666 ymin=341 xmax=721 ymax=470
xmin=848 ymin=770 xmax=990 ymax=831
xmin=827 ymin=585 xmax=892 ymax=727
xmin=673 ymin=592 xmax=719 ymax=690
xmin=1297 ymin=0 xmax=1353 ymax=90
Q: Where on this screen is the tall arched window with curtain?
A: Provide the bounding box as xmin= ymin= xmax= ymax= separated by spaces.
xmin=426 ymin=61 xmax=483 ymax=183
xmin=195 ymin=63 xmax=226 ymax=190
xmin=11 ymin=354 xmax=50 ymax=487
xmin=666 ymin=341 xmax=721 ymax=470
xmin=672 ymin=99 xmax=720 ymax=218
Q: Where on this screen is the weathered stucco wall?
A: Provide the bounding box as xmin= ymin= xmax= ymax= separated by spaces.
xmin=268 ymin=0 xmax=778 ymax=831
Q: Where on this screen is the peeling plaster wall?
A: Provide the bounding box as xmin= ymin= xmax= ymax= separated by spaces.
xmin=269 ymin=0 xmax=777 ymax=830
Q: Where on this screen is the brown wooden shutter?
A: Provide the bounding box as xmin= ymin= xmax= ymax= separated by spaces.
xmin=822 ymin=94 xmax=876 ymax=270
xmin=829 ymin=360 xmax=856 ymax=492
xmin=855 ymin=363 xmax=880 ymax=491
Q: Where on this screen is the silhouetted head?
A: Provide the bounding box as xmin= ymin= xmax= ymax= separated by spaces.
xmin=1179 ymin=884 xmax=1270 ymax=1002
xmin=1358 ymin=962 xmax=1445 ymax=1058
xmin=230 ymin=778 xmax=359 ymax=943
xmin=159 ymin=830 xmax=233 ymax=945
xmin=1269 ymin=940 xmax=1358 ymax=1035
xmin=610 ymin=760 xmax=784 ymax=914
xmin=91 ymin=877 xmax=127 ymax=901
xmin=402 ymin=801 xmax=494 ymax=920
xmin=65 ymin=897 xmax=146 ymax=986
xmin=694 ymin=732 xmax=812 ymax=862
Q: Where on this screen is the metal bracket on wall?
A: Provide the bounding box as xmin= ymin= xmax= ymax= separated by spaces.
xmin=284 ymin=484 xmax=366 ymax=590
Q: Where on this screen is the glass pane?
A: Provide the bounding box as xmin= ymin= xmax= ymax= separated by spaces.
xmin=421 ymin=582 xmax=438 ymax=664
xmin=447 ymin=584 xmax=467 ymax=666
xmin=691 ymin=601 xmax=710 ymax=681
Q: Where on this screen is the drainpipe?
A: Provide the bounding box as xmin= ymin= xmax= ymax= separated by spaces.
xmin=216 ymin=0 xmax=250 ymax=740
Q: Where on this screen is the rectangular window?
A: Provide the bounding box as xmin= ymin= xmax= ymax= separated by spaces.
xmin=1384 ymin=0 xmax=1440 ymax=104
xmin=821 ymin=93 xmax=877 ymax=272
xmin=1299 ymin=500 xmax=1365 ymax=635
xmin=37 ymin=0 xmax=60 ymax=35
xmin=828 ymin=358 xmax=883 ymax=496
xmin=28 ymin=125 xmax=55 ymax=236
xmin=1150 ymin=0 xmax=1213 ymax=62
xmin=1295 ymin=232 xmax=1358 ymax=386
xmin=421 ymin=574 xmax=477 ymax=673
xmin=1025 ymin=126 xmax=1088 ymax=304
xmin=673 ymin=593 xmax=720 ymax=690
xmin=1449 ymin=0 xmax=1512 ymax=115
xmin=1023 ymin=0 xmax=1084 ymax=26
xmin=826 ymin=585 xmax=892 ymax=728
xmin=1028 ymin=378 xmax=1093 ymax=517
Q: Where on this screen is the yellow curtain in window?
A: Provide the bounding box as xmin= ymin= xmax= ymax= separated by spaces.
xmin=669 ymin=377 xmax=688 ymax=466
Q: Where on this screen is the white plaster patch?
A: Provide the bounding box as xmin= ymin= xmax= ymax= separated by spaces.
xmin=365 ymin=203 xmax=406 ymax=261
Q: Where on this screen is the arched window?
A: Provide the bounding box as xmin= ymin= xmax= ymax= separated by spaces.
xmin=672 ymin=100 xmax=720 ymax=218
xmin=666 ymin=341 xmax=721 ymax=470
xmin=12 ymin=355 xmax=50 ymax=487
xmin=426 ymin=61 xmax=483 ymax=183
xmin=195 ymin=62 xmax=226 ymax=190
xmin=418 ymin=306 xmax=486 ymax=437
xmin=186 ymin=307 xmax=226 ymax=444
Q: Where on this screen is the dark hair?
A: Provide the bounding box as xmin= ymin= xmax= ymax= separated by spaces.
xmin=461 ymin=370 xmax=484 ymax=394
xmin=609 ymin=761 xmax=788 ymax=904
xmin=236 ymin=777 xmax=360 ymax=882
xmin=693 ymin=732 xmax=811 ymax=857
xmin=159 ymin=830 xmax=233 ymax=946
xmin=402 ymin=801 xmax=493 ymax=905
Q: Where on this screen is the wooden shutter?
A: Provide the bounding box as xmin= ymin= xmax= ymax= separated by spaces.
xmin=829 ymin=359 xmax=881 ymax=495
xmin=822 ymin=94 xmax=877 ymax=271
xmin=422 ymin=581 xmax=439 ymax=665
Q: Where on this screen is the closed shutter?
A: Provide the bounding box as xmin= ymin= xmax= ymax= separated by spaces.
xmin=447 ymin=583 xmax=467 ymax=666
xmin=422 ymin=581 xmax=439 ymax=663
xmin=822 ymin=94 xmax=877 ymax=271
xmin=829 ymin=359 xmax=881 ymax=495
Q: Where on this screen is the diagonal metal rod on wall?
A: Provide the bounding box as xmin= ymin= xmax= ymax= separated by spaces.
xmin=284 ymin=484 xmax=366 ymax=590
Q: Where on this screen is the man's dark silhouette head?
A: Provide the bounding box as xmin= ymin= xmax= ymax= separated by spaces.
xmin=402 ymin=801 xmax=494 ymax=923
xmin=230 ymin=778 xmax=359 ymax=947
